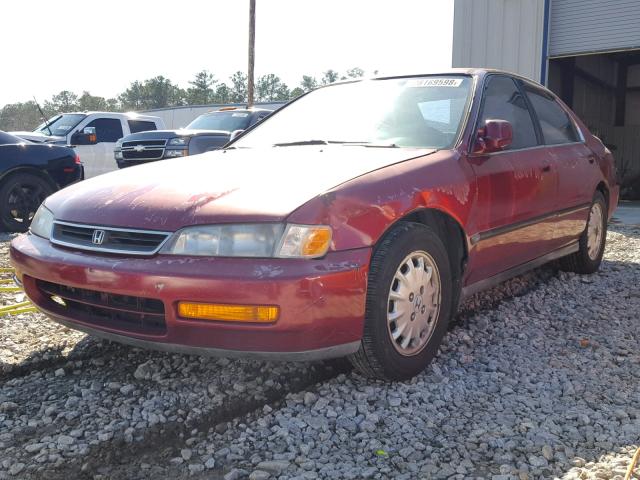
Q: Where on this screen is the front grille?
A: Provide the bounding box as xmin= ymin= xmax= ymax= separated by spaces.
xmin=121 ymin=139 xmax=166 ymax=161
xmin=122 ymin=140 xmax=167 ymax=148
xmin=37 ymin=279 xmax=166 ymax=335
xmin=122 ymin=149 xmax=164 ymax=161
xmin=51 ymin=222 xmax=171 ymax=255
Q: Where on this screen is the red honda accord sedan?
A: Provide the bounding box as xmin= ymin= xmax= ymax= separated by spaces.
xmin=10 ymin=69 xmax=618 ymax=380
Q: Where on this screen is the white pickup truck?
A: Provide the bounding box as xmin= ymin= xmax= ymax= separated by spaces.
xmin=11 ymin=112 xmax=165 ymax=178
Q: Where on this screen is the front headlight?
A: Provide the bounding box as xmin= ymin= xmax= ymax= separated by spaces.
xmin=162 ymin=224 xmax=285 ymax=257
xmin=165 ymin=149 xmax=187 ymax=158
xmin=30 ymin=205 xmax=54 ymax=239
xmin=114 ymin=151 xmax=123 ymax=160
xmin=161 ymin=223 xmax=332 ymax=258
xmin=168 ymin=137 xmax=189 ymax=146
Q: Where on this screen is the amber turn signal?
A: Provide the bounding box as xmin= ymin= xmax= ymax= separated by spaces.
xmin=301 ymin=228 xmax=332 ymax=257
xmin=178 ymin=302 xmax=279 ymax=323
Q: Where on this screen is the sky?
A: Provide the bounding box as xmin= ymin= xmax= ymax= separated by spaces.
xmin=1 ymin=0 xmax=454 ymax=108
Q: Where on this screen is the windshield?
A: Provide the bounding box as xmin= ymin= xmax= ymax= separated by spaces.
xmin=186 ymin=111 xmax=252 ymax=131
xmin=35 ymin=113 xmax=86 ymax=137
xmin=233 ymin=76 xmax=472 ymax=149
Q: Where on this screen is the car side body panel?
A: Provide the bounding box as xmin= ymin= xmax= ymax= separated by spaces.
xmin=0 ymin=143 xmax=82 ymax=188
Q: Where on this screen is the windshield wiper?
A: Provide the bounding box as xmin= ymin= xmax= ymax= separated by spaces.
xmin=341 ymin=142 xmax=399 ymax=148
xmin=272 ymin=140 xmax=401 ymax=148
xmin=273 ymin=140 xmax=329 ymax=147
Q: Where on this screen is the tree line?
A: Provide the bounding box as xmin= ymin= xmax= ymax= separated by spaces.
xmin=0 ymin=67 xmax=366 ymax=132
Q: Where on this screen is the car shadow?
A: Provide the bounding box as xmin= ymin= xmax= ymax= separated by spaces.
xmin=609 ymin=221 xmax=640 ymax=239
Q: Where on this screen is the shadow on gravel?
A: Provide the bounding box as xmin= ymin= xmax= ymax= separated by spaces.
xmin=0 ymin=336 xmax=114 ymax=383
xmin=609 ymin=222 xmax=640 ymax=238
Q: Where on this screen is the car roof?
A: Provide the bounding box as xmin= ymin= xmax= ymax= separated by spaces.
xmin=60 ymin=111 xmax=162 ymax=121
xmin=325 ymin=68 xmax=546 ymax=89
xmin=203 ymin=108 xmax=271 ymax=115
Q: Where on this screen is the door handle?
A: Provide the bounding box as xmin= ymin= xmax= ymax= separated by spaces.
xmin=588 ymin=156 xmax=596 ymax=164
xmin=541 ymin=165 xmax=551 ymax=173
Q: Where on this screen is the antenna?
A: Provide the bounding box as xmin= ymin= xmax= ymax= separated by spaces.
xmin=33 ymin=96 xmax=52 ymax=136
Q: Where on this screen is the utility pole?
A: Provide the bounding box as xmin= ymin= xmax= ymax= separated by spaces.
xmin=247 ymin=0 xmax=256 ymax=108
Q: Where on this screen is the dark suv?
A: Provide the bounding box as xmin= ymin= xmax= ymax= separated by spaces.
xmin=114 ymin=108 xmax=272 ymax=168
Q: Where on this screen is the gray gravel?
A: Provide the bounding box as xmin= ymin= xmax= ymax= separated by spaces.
xmin=0 ymin=225 xmax=638 ymax=479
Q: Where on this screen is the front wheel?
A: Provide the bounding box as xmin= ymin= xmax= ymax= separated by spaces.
xmin=349 ymin=222 xmax=454 ymax=381
xmin=559 ymin=191 xmax=608 ymax=274
xmin=0 ymin=173 xmax=54 ymax=232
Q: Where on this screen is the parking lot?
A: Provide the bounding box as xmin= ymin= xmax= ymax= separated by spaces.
xmin=0 ymin=218 xmax=637 ymax=480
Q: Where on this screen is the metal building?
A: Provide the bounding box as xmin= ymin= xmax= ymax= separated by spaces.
xmin=453 ymin=0 xmax=640 ymax=197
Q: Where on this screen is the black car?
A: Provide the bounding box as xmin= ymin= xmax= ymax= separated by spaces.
xmin=0 ymin=131 xmax=83 ymax=232
xmin=114 ymin=108 xmax=273 ymax=168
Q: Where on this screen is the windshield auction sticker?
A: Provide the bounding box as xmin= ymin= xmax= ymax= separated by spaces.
xmin=407 ymin=78 xmax=463 ymax=87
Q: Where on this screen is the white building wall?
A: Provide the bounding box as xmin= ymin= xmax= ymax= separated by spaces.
xmin=452 ymin=0 xmax=546 ymax=82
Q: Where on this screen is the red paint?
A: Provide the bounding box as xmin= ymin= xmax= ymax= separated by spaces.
xmin=12 ymin=234 xmax=369 ymax=352
xmin=10 ymin=69 xmax=618 ymax=357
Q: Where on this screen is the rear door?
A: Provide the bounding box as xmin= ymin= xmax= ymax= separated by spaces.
xmin=466 ymin=75 xmax=558 ymax=283
xmin=520 ymin=82 xmax=596 ymax=247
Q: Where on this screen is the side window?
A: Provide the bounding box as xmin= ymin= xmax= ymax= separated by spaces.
xmin=523 ymin=85 xmax=579 ymax=145
xmin=128 ymin=120 xmax=158 ymax=134
xmin=478 ymin=76 xmax=538 ymax=150
xmin=84 ymin=118 xmax=124 ymax=143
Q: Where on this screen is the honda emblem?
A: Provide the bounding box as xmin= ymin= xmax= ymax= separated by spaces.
xmin=92 ymin=229 xmax=106 ymax=245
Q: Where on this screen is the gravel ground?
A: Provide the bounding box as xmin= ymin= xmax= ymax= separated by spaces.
xmin=0 ymin=226 xmax=638 ymax=480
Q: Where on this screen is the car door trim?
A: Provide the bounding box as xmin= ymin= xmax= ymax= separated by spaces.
xmin=461 ymin=241 xmax=580 ymax=299
xmin=469 ymin=203 xmax=591 ymax=246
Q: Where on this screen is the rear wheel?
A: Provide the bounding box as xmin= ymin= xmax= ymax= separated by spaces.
xmin=349 ymin=222 xmax=454 ymax=381
xmin=559 ymin=191 xmax=607 ymax=274
xmin=0 ymin=173 xmax=53 ymax=232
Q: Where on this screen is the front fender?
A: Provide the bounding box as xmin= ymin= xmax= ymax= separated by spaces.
xmin=287 ymin=150 xmax=475 ymax=251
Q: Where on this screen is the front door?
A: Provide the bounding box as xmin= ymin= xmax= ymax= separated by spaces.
xmin=73 ymin=117 xmax=124 ymax=178
xmin=466 ymin=75 xmax=558 ymax=284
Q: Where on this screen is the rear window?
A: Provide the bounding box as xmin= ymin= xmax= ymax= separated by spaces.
xmin=523 ymin=85 xmax=579 ymax=145
xmin=187 ymin=112 xmax=252 ymax=132
xmin=128 ymin=120 xmax=158 ymax=134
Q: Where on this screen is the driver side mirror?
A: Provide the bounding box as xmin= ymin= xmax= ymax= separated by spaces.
xmin=71 ymin=127 xmax=97 ymax=145
xmin=473 ymin=120 xmax=513 ymax=154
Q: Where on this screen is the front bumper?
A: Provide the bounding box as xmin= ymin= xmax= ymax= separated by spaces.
xmin=10 ymin=234 xmax=370 ymax=360
xmin=115 ymin=147 xmax=188 ymax=169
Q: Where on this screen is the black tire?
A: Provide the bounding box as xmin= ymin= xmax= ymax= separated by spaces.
xmin=559 ymin=191 xmax=607 ymax=274
xmin=349 ymin=222 xmax=455 ymax=381
xmin=0 ymin=173 xmax=54 ymax=232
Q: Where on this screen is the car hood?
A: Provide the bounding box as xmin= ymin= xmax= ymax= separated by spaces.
xmin=46 ymin=146 xmax=434 ymax=231
xmin=120 ymin=129 xmax=229 ymax=143
xmin=10 ymin=132 xmax=65 ymax=144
